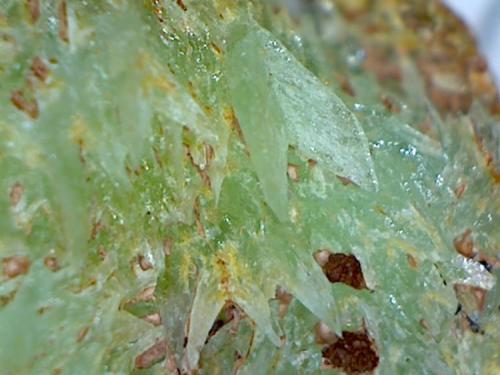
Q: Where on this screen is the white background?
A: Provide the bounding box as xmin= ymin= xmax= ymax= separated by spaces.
xmin=444 ymin=0 xmax=500 ymax=89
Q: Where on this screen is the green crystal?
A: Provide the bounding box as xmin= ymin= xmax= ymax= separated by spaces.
xmin=0 ymin=1 xmax=498 ymax=374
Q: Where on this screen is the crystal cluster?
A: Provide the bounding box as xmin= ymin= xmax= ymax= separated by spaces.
xmin=0 ymin=1 xmax=498 ymax=374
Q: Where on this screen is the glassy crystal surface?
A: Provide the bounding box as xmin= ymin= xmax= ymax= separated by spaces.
xmin=0 ymin=1 xmax=498 ymax=374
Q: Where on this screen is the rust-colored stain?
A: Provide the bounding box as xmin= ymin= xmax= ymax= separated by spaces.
xmin=223 ymin=106 xmax=246 ymax=145
xmin=210 ymin=42 xmax=222 ymax=56
xmin=322 ymin=253 xmax=368 ymax=290
xmin=338 ymin=76 xmax=355 ymax=97
xmin=206 ymin=302 xmax=240 ymax=343
xmin=2 ymin=256 xmax=31 ymax=279
xmin=322 ymin=330 xmax=379 ymax=374
xmin=380 ymin=94 xmax=400 ymax=113
xmin=0 ymin=290 xmax=17 ymax=308
xmin=76 ymin=326 xmax=90 ymax=343
xmin=271 ymin=5 xmax=282 ymax=15
xmin=98 ymin=245 xmax=107 ymax=260
xmin=150 ymin=0 xmax=166 ymax=23
xmin=484 ymin=153 xmax=500 ymax=183
xmin=26 ymin=0 xmax=40 ymax=23
xmin=184 ymin=144 xmax=212 ymax=188
xmin=453 ymin=180 xmax=467 ymax=199
xmin=90 ymin=220 xmax=104 ymax=241
xmin=471 ymin=122 xmax=500 ymax=184
xmin=215 ymin=257 xmax=230 ymax=294
xmin=58 ymin=1 xmax=69 ymax=43
xmin=206 ymin=144 xmax=215 ymax=163
xmin=453 ymin=229 xmax=474 ymax=258
xmin=176 ymin=0 xmax=187 ymax=12
xmin=44 ymin=256 xmax=61 ymax=272
xmin=11 ymin=90 xmax=39 ymax=119
xmin=134 ymin=340 xmax=167 ymax=369
xmin=37 ymin=306 xmax=51 ymax=315
xmin=307 ymin=159 xmax=318 ymax=168
xmin=31 ymin=57 xmax=50 ymax=82
xmin=419 ymin=318 xmax=431 ymax=332
xmin=193 ymin=196 xmax=206 ymax=238
xmin=407 ymin=254 xmax=418 ymax=268
xmin=336 ymin=175 xmax=356 ymax=186
xmin=276 ymin=286 xmax=293 ymax=319
xmin=138 ymin=254 xmax=153 ymax=271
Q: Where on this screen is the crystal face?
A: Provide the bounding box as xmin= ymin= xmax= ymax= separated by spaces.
xmin=0 ymin=1 xmax=498 ymax=374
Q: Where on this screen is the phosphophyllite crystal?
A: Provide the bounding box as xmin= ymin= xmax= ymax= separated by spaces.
xmin=0 ymin=1 xmax=499 ymax=374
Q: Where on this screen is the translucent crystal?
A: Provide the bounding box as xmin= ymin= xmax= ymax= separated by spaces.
xmin=0 ymin=1 xmax=498 ymax=374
